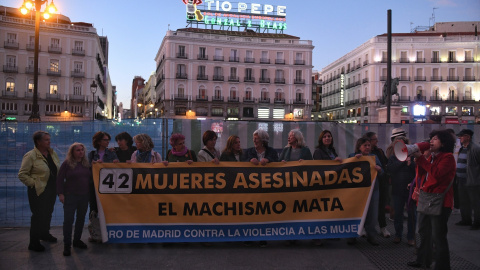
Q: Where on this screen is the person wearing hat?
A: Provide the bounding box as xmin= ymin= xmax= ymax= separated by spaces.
xmin=455 ymin=129 xmax=480 ymax=230
xmin=390 ymin=127 xmax=407 ymax=142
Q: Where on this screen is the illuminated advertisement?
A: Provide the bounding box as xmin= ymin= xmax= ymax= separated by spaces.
xmin=183 ymin=0 xmax=287 ymax=31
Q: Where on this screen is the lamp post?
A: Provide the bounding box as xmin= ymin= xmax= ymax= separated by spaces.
xmin=137 ymin=103 xmax=143 ymax=119
xmin=20 ymin=0 xmax=57 ymax=122
xmin=90 ymin=80 xmax=97 ymax=121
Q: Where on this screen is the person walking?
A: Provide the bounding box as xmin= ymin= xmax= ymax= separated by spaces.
xmin=18 ymin=131 xmax=61 ymax=252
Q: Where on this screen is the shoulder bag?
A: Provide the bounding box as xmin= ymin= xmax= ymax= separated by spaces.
xmin=416 ymin=179 xmax=454 ymax=216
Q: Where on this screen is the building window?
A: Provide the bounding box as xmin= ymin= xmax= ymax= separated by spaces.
xmin=28 ymin=81 xmax=34 ymax=93
xmin=49 ymin=82 xmax=58 ymax=94
xmin=245 ymin=68 xmax=253 ymax=81
xmin=258 ymin=107 xmax=270 ymax=119
xmin=50 ymin=59 xmax=59 ymax=72
xmin=6 ymin=79 xmax=15 ymax=92
xmin=46 ymin=104 xmax=61 ymax=112
xmin=245 ymin=88 xmax=252 ymax=100
xmin=74 ymin=41 xmax=83 ymax=50
xmin=230 ymin=87 xmax=237 ymax=99
xmin=6 ymin=55 xmax=16 ymax=67
xmin=25 ymin=104 xmax=32 ymax=112
xmin=2 ymin=102 xmax=17 ymax=111
xmin=214 ymin=87 xmax=222 ymax=99
xmin=243 ymin=107 xmax=254 ymax=117
xmin=73 ymin=83 xmax=82 ymax=95
xmin=51 ymin=38 xmax=60 ymax=48
xmin=7 ymin=33 xmax=17 ymax=42
xmin=211 ymin=107 xmax=223 ymax=116
xmin=198 ymin=86 xmax=206 ymax=98
xmin=199 ymin=47 xmax=206 ymax=59
xmin=178 ymin=45 xmax=186 ymax=57
xmin=273 ymin=108 xmax=285 ymax=119
xmin=432 ymin=51 xmax=440 ymax=62
xmin=74 ymin=61 xmax=83 ymax=72
xmin=177 ymin=86 xmax=185 ymax=98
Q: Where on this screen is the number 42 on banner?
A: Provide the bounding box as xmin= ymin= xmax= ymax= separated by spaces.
xmin=98 ymin=169 xmax=133 ymax=194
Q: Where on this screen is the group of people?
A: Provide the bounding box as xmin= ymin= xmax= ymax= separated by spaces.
xmin=17 ymin=127 xmax=479 ymax=269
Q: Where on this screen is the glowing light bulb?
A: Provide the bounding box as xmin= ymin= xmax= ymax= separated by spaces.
xmin=43 ymin=12 xmax=50 ymax=19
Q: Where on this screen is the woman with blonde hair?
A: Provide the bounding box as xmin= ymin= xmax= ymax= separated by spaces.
xmin=57 ymin=142 xmax=91 ymax=256
xmin=220 ymin=135 xmax=243 ymax=161
xmin=130 ymin=134 xmax=165 ymax=164
xmin=279 ymin=129 xmax=312 ymax=162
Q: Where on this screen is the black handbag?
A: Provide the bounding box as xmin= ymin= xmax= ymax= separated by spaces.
xmin=416 ymin=180 xmax=454 ymax=216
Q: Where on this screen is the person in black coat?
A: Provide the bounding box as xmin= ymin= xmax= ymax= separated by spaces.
xmin=243 ymin=129 xmax=278 ymax=165
xmin=220 ymin=135 xmax=243 ymax=161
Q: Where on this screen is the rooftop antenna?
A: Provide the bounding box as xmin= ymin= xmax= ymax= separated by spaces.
xmin=429 ymin=7 xmax=438 ymax=28
xmin=168 ymin=24 xmax=170 ymax=30
xmin=410 ymin=22 xmax=414 ymax=32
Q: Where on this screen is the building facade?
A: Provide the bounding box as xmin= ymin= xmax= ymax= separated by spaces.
xmin=154 ymin=28 xmax=313 ymax=121
xmin=320 ymin=22 xmax=480 ymax=124
xmin=0 ymin=6 xmax=115 ymax=121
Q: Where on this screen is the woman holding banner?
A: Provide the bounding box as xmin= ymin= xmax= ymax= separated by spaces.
xmin=57 ymin=143 xmax=90 ymax=256
xmin=130 ymin=134 xmax=165 ymax=164
xmin=407 ymin=130 xmax=456 ymax=269
xmin=313 ymin=130 xmax=342 ymax=162
xmin=347 ymin=137 xmax=383 ymax=246
xmin=114 ymin=132 xmax=136 ymax=163
xmin=220 ymin=135 xmax=243 ymax=161
xmin=166 ymin=133 xmax=197 ymax=163
xmin=197 ymin=130 xmax=220 ymax=163
xmin=279 ymin=129 xmax=312 ymax=162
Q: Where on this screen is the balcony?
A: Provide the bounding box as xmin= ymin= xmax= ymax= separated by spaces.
xmin=173 ymin=94 xmax=188 ymax=100
xmin=431 ymin=76 xmax=443 ymax=81
xmin=380 ymin=76 xmax=387 ymax=81
xmin=362 ymin=78 xmax=369 ymax=84
xmin=447 ymin=76 xmax=459 ymax=81
xmin=363 ymin=60 xmax=369 ymax=66
xmin=399 ymin=76 xmax=410 ymax=81
xmin=274 ymin=78 xmax=285 ymax=84
xmin=463 ymin=96 xmax=476 ymax=102
xmin=4 ymin=41 xmax=19 ymax=49
xmin=464 ymin=57 xmax=475 ymax=63
xmin=176 ymin=53 xmax=188 ymax=59
xmin=294 ymin=59 xmax=305 ymax=65
xmin=275 ymin=59 xmax=285 ymax=64
xmin=26 ymin=43 xmax=40 ymax=51
xmin=212 ymin=95 xmax=224 ymax=101
xmin=46 ymin=93 xmax=60 ymax=100
xmin=243 ymin=97 xmax=254 ymax=103
xmin=47 ymin=69 xmax=61 ymax=76
xmin=244 ymin=77 xmax=255 ymax=83
xmin=244 ymin=57 xmax=255 ymax=63
xmin=447 ymin=58 xmax=458 ymax=63
xmin=197 ymin=74 xmax=208 ymax=80
xmin=71 ymin=70 xmax=85 ymax=78
xmin=414 ymin=76 xmax=426 ymax=81
xmin=228 ymin=76 xmax=239 ymax=82
xmin=2 ymin=90 xmax=17 ymax=97
xmin=381 ymin=58 xmax=387 ymax=63
xmin=274 ymin=98 xmax=285 ymax=104
xmin=399 ymin=96 xmax=411 ymax=101
xmin=213 ymin=55 xmax=224 ymax=61
xmin=431 ymin=58 xmax=441 ymax=63
xmin=213 ymin=75 xmax=224 ymax=81
xmin=25 ymin=66 xmax=40 ymax=74
xmin=430 ymin=96 xmax=442 ymax=101
xmin=72 ymin=48 xmax=85 ymax=56
xmin=69 ymin=94 xmax=85 ymax=101
xmin=197 ymin=54 xmax=208 ymax=60
xmin=3 ymin=65 xmax=18 ymax=73
xmin=445 ymin=95 xmax=459 ymax=102
xmin=399 ymin=58 xmax=410 ymax=63
xmin=259 ymin=77 xmax=270 ymax=83
xmin=259 ymin=97 xmax=270 ymax=103
xmin=463 ymin=76 xmax=475 ymax=81
xmin=45 ymin=112 xmax=61 ymax=116
xmin=176 ymin=73 xmax=188 ymax=79
xmin=228 ymin=96 xmax=239 ymax=102
xmin=294 ymin=79 xmax=305 ymax=84
xmin=414 ymin=95 xmax=426 ymax=101
xmin=415 ymin=58 xmax=426 ymax=63
xmin=196 ymin=95 xmax=208 ymax=101
xmin=229 ymin=56 xmax=239 ymax=62
xmin=48 ymin=46 xmax=62 ymax=54
xmin=293 ymin=99 xmax=305 ymax=104
xmin=260 ymin=58 xmax=270 ymax=64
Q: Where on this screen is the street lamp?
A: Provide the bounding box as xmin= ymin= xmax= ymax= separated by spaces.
xmin=137 ymin=103 xmax=143 ymax=119
xmin=20 ymin=0 xmax=57 ymax=122
xmin=90 ymin=80 xmax=97 ymax=121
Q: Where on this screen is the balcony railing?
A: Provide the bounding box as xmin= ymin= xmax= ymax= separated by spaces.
xmin=176 ymin=53 xmax=188 ymax=59
xmin=46 ymin=93 xmax=60 ymax=99
xmin=274 ymin=78 xmax=285 ymax=84
xmin=71 ymin=70 xmax=85 ymax=78
xmin=414 ymin=76 xmax=426 ymax=81
xmin=274 ymin=98 xmax=285 ymax=104
xmin=399 ymin=96 xmax=411 ymax=101
xmin=259 ymin=77 xmax=270 ymax=83
xmin=430 ymin=96 xmax=442 ymax=101
xmin=228 ymin=76 xmax=239 ymax=82
xmin=3 ymin=65 xmax=18 ymax=73
xmin=244 ymin=77 xmax=255 ymax=82
xmin=244 ymin=57 xmax=255 ymax=63
xmin=294 ymin=59 xmax=305 ymax=65
xmin=293 ymin=99 xmax=305 ymax=104
xmin=445 ymin=95 xmax=459 ymax=102
xmin=47 ymin=69 xmax=61 ymax=76
xmin=69 ymin=94 xmax=85 ymax=101
xmin=463 ymin=96 xmax=476 ymax=102
xmin=213 ymin=55 xmax=224 ymax=61
xmin=447 ymin=58 xmax=457 ymax=63
xmin=415 ymin=58 xmax=426 ymax=63
xmin=229 ymin=56 xmax=239 ymax=62
xmin=228 ymin=96 xmax=239 ymax=102
xmin=173 ymin=94 xmax=188 ymax=100
xmin=431 ymin=58 xmax=441 ymax=63
xmin=464 ymin=57 xmax=475 ymax=63
xmin=399 ymin=76 xmax=410 ymax=81
xmin=431 ymin=76 xmax=443 ymax=81
xmin=72 ymin=49 xmax=85 ymax=56
xmin=275 ymin=59 xmax=285 ymax=64
xmin=197 ymin=74 xmax=208 ymax=80
xmin=363 ymin=60 xmax=369 ymax=66
xmin=260 ymin=58 xmax=270 ymax=64
xmin=26 ymin=43 xmax=40 ymax=51
xmin=176 ymin=73 xmax=188 ymax=79
xmin=243 ymin=97 xmax=254 ymax=103
xmin=196 ymin=95 xmax=208 ymax=101
xmin=2 ymin=90 xmax=17 ymax=97
xmin=414 ymin=95 xmax=426 ymax=101
xmin=362 ymin=78 xmax=369 ymax=84
xmin=212 ymin=95 xmax=224 ymax=101
xmin=447 ymin=76 xmax=459 ymax=81
xmin=380 ymin=76 xmax=387 ymax=81
xmin=4 ymin=41 xmax=19 ymax=49
xmin=399 ymin=58 xmax=410 ymax=63
xmin=197 ymin=54 xmax=208 ymax=60
xmin=213 ymin=75 xmax=224 ymax=81
xmin=48 ymin=46 xmax=62 ymax=54
xmin=294 ymin=79 xmax=305 ymax=84
xmin=463 ymin=76 xmax=475 ymax=81
xmin=25 ymin=66 xmax=39 ymax=74
xmin=259 ymin=98 xmax=270 ymax=103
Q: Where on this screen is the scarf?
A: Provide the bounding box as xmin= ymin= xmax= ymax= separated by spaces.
xmin=171 ymin=147 xmax=188 ymax=157
xmin=136 ymin=150 xmax=151 ymax=163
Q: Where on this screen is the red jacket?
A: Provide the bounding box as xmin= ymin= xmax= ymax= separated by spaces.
xmin=416 ymin=151 xmax=456 ymax=208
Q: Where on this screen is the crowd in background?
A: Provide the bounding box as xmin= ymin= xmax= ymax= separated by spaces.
xmin=17 ymin=126 xmax=480 ymax=269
